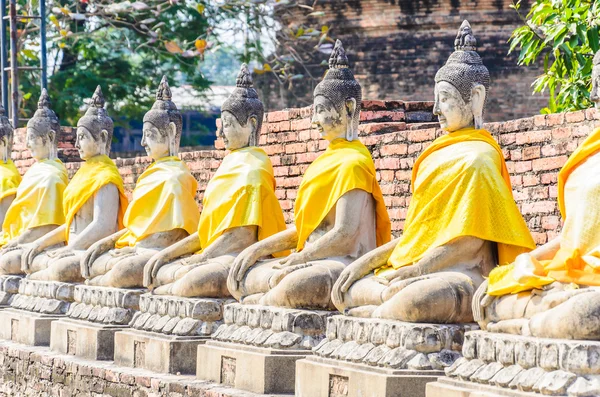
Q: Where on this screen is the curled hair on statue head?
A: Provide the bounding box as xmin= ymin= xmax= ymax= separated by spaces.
xmin=221 ymin=63 xmax=264 ymax=147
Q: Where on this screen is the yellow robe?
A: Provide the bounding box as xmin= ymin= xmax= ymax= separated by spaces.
xmin=198 ymin=146 xmax=288 ymax=255
xmin=0 ymin=160 xmax=21 ymax=200
xmin=0 ymin=159 xmax=68 ymax=246
xmin=487 ymin=127 xmax=600 ymax=295
xmin=382 ymin=128 xmax=535 ymax=274
xmin=115 ymin=156 xmax=199 ymax=248
xmin=294 ymin=138 xmax=391 ymax=252
xmin=62 ymin=155 xmax=129 ymax=241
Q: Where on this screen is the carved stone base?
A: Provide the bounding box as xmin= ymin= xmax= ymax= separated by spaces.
xmin=130 ymin=294 xmax=230 ymax=337
xmin=197 ymin=304 xmax=334 ymax=394
xmin=50 ymin=318 xmax=123 ymax=360
xmin=0 ymin=308 xmax=60 ymax=345
xmin=114 ymin=328 xmax=208 ymax=375
xmin=427 ymin=377 xmax=543 ymax=397
xmin=10 ymin=279 xmax=74 ymax=314
xmin=0 ymin=275 xmax=22 ymax=307
xmin=66 ymin=285 xmax=144 ymax=325
xmin=295 ymin=315 xmax=474 ymax=397
xmin=297 ymin=356 xmax=442 ymax=397
xmin=197 ymin=340 xmax=308 ymax=394
xmin=441 ymin=330 xmax=600 ymax=397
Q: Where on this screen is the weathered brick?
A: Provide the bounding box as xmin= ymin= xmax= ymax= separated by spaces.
xmin=532 ymin=156 xmax=568 ymax=171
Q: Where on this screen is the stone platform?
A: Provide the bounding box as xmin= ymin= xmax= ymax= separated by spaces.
xmin=115 ymin=294 xmax=231 ymax=375
xmin=0 ymin=279 xmax=75 ymax=345
xmin=428 ymin=330 xmax=600 ymax=397
xmin=296 ymin=315 xmax=475 ymax=397
xmin=197 ymin=303 xmax=333 ymax=394
xmin=0 ymin=275 xmax=22 ymax=307
xmin=50 ymin=285 xmax=144 ymax=360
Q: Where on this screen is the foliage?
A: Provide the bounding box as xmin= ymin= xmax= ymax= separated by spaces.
xmin=11 ymin=0 xmax=332 ymax=127
xmin=509 ymin=0 xmax=600 ymax=113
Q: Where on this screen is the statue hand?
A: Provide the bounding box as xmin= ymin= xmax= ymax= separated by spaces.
xmin=143 ymin=252 xmax=173 ymax=288
xmin=1 ymin=241 xmax=19 ymax=253
xmin=274 ymin=252 xmax=306 ymax=269
xmin=81 ymin=241 xmax=104 ymax=279
xmin=21 ymin=242 xmax=41 ymax=273
xmin=332 ymin=263 xmax=364 ymax=309
xmin=47 ymin=247 xmax=75 ymax=260
xmin=384 ymin=265 xmax=421 ymax=283
xmin=228 ymin=247 xmax=260 ymax=294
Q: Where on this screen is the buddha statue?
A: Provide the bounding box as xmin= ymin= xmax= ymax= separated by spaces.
xmin=143 ymin=64 xmax=288 ymax=297
xmin=226 ymin=40 xmax=391 ymax=310
xmin=80 ymin=76 xmax=200 ymax=288
xmin=0 ymin=104 xmax=21 ymax=227
xmin=0 ymin=90 xmax=69 ymax=275
xmin=473 ymin=50 xmax=600 ymax=340
xmin=19 ymin=86 xmax=129 ymax=282
xmin=330 ymin=21 xmax=536 ymax=323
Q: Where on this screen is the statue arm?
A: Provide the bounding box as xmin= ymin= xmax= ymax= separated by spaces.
xmin=414 ymin=236 xmax=487 ymax=276
xmin=80 ymin=229 xmax=127 ymax=278
xmin=528 ymin=236 xmax=561 ymax=261
xmin=200 ymin=225 xmax=258 ymax=259
xmin=67 ymin=184 xmax=120 ymax=250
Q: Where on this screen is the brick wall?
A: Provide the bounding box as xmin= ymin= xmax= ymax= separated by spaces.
xmin=11 ymin=101 xmax=600 ymax=245
xmin=257 ymin=0 xmax=547 ymax=123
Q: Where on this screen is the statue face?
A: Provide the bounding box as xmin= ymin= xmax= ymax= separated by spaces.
xmin=433 ymin=81 xmax=474 ymax=132
xmin=141 ymin=122 xmax=170 ymax=160
xmin=312 ymin=95 xmax=348 ymax=142
xmin=222 ymin=111 xmax=252 ymax=150
xmin=26 ymin=128 xmax=51 ymax=161
xmin=75 ymin=126 xmax=103 ymax=160
xmin=591 ymin=64 xmax=600 ymax=109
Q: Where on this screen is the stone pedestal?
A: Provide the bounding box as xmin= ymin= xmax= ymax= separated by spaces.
xmin=50 ymin=285 xmax=143 ymax=360
xmin=114 ymin=294 xmax=230 ymax=375
xmin=295 ymin=315 xmax=475 ymax=397
xmin=196 ymin=303 xmax=333 ymax=394
xmin=0 ymin=279 xmax=74 ymax=346
xmin=427 ymin=330 xmax=600 ymax=397
xmin=0 ymin=275 xmax=22 ymax=307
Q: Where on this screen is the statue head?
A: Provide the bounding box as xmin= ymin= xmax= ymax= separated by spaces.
xmin=312 ymin=40 xmax=362 ymax=142
xmin=590 ymin=50 xmax=600 ymax=109
xmin=26 ymin=89 xmax=60 ymax=161
xmin=221 ymin=63 xmax=264 ymax=150
xmin=76 ymin=86 xmax=114 ymax=160
xmin=141 ymin=76 xmax=182 ymax=160
xmin=0 ymin=104 xmax=13 ymax=163
xmin=434 ymin=20 xmax=490 ymax=132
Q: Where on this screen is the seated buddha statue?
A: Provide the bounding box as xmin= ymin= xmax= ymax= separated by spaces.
xmin=331 ymin=21 xmax=536 ymax=323
xmin=143 ymin=64 xmax=288 ymax=298
xmin=0 ymin=90 xmax=69 ymax=275
xmin=227 ymin=40 xmax=391 ymax=310
xmin=473 ymin=50 xmax=600 ymax=340
xmin=20 ymin=86 xmax=128 ymax=282
xmin=0 ymin=104 xmax=21 ymax=227
xmin=80 ymin=77 xmax=200 ymax=288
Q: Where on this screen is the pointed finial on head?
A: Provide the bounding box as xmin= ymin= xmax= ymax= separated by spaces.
xmin=90 ymin=85 xmax=106 ymax=109
xmin=329 ymin=39 xmax=349 ymax=69
xmin=38 ymin=88 xmax=50 ymax=109
xmin=236 ymin=63 xmax=254 ymax=88
xmin=156 ymin=76 xmax=172 ymax=101
xmin=455 ymin=20 xmax=477 ymax=51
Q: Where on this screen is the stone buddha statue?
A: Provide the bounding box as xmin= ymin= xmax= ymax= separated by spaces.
xmin=227 ymin=40 xmax=391 ymax=310
xmin=330 ymin=21 xmax=535 ymax=323
xmin=19 ymin=86 xmax=129 ymax=282
xmin=0 ymin=103 xmax=21 ymax=227
xmin=80 ymin=76 xmax=200 ymax=288
xmin=473 ymin=51 xmax=600 ymax=340
xmin=143 ymin=64 xmax=288 ymax=297
xmin=0 ymin=89 xmax=69 ymax=275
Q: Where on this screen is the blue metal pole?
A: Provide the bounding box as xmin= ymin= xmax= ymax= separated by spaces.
xmin=0 ymin=0 xmax=7 ymax=114
xmin=39 ymin=0 xmax=47 ymax=91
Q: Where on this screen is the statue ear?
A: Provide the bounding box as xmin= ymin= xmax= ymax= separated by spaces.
xmin=168 ymin=121 xmax=178 ymax=156
xmin=48 ymin=130 xmax=56 ymax=144
xmin=248 ymin=116 xmax=258 ymax=146
xmin=470 ymin=84 xmax=486 ymax=129
xmin=100 ymin=129 xmax=109 ymax=155
xmin=345 ymin=98 xmax=357 ymax=141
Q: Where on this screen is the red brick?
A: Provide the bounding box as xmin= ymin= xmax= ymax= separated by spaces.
xmin=375 ymin=157 xmax=401 ymax=170
xmin=541 ymin=173 xmax=557 ymax=184
xmin=565 ymin=110 xmax=585 ymax=123
xmin=514 ymin=161 xmax=532 ymax=173
xmin=532 ymin=156 xmax=568 ymax=171
xmin=522 ymin=146 xmax=541 ymax=160
xmin=547 ymin=113 xmax=565 ymax=126
xmin=522 ymin=175 xmax=539 ymax=187
xmin=551 ymin=126 xmax=571 ymax=140
xmin=533 ymin=114 xmax=546 ymax=127
xmin=515 ymin=130 xmax=551 ymax=145
xmin=407 ymin=128 xmax=435 ymax=142
xmin=291 ymin=118 xmax=313 ymax=131
xmin=267 ymin=110 xmax=289 ymax=122
xmin=380 ymin=144 xmax=408 ymax=156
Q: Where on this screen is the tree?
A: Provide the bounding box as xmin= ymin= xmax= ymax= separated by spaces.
xmin=509 ymin=0 xmax=600 ymax=113
xmin=11 ymin=0 xmax=332 ymax=127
